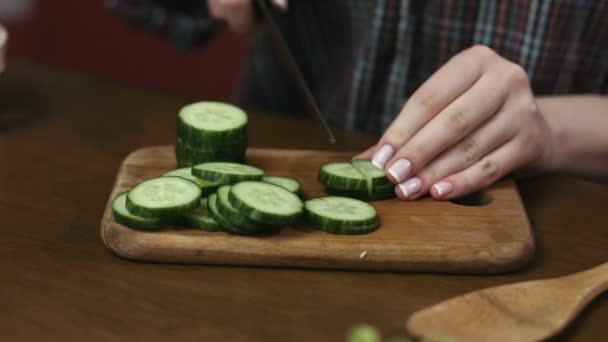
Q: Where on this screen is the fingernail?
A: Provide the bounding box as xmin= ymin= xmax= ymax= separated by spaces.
xmin=371 ymin=144 xmax=394 ymax=169
xmin=398 ymin=177 xmax=422 ymax=198
xmin=433 ymin=181 xmax=454 ymax=197
xmin=387 ymin=159 xmax=412 ymax=183
xmin=273 ymin=0 xmax=288 ymax=10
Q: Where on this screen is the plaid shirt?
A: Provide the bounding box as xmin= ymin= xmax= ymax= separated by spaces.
xmin=111 ymin=0 xmax=608 ymax=134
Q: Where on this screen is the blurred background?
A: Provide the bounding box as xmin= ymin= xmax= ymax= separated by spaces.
xmin=2 ymin=0 xmax=248 ymax=100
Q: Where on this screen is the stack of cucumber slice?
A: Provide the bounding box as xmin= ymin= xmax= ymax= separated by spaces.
xmin=176 ymin=102 xmax=248 ymax=167
xmin=318 ymin=160 xmax=395 ymax=201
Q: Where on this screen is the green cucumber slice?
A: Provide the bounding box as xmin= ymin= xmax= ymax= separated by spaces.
xmin=326 ymin=184 xmax=395 ymax=201
xmin=112 ymin=192 xmax=164 ymax=230
xmin=351 ymin=159 xmax=392 ymax=188
xmin=228 ymin=181 xmax=303 ymax=225
xmin=263 ymin=176 xmax=301 ymax=194
xmin=126 ymin=176 xmax=201 ymax=219
xmin=179 ymin=198 xmax=222 ymax=231
xmin=177 ymin=137 xmax=247 ymax=151
xmin=192 ymin=162 xmax=263 ymax=184
xmin=318 ymin=162 xmax=367 ymax=191
xmin=305 ymin=196 xmax=379 ymax=234
xmin=207 ymin=193 xmax=241 ymax=234
xmin=178 ymin=101 xmax=248 ymax=146
xmin=216 ymin=185 xmax=271 ymax=233
xmin=162 ymin=167 xmax=219 ymax=196
xmin=175 ymin=142 xmax=246 ymax=166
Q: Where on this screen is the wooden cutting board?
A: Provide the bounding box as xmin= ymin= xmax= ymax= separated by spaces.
xmin=101 ymin=146 xmax=535 ymax=273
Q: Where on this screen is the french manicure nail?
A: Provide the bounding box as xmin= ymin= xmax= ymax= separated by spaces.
xmin=371 ymin=144 xmax=394 ymax=169
xmin=433 ymin=182 xmax=454 ymax=197
xmin=398 ymin=177 xmax=422 ymax=198
xmin=387 ymin=159 xmax=412 ymax=183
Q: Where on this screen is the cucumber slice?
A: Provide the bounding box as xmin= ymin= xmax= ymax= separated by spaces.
xmin=192 ymin=162 xmax=263 ymax=184
xmin=305 ymin=196 xmax=379 ymax=234
xmin=112 ymin=192 xmax=164 ymax=230
xmin=179 ymin=198 xmax=222 ymax=231
xmin=351 ymin=159 xmax=392 ymax=188
xmin=216 ymin=185 xmax=271 ymax=233
xmin=175 ymin=142 xmax=246 ymax=166
xmin=126 ymin=176 xmax=201 ymax=219
xmin=207 ymin=193 xmax=241 ymax=234
xmin=326 ymin=184 xmax=395 ymax=201
xmin=318 ymin=162 xmax=367 ymax=191
xmin=177 ymin=137 xmax=247 ymax=151
xmin=162 ymin=167 xmax=219 ymax=196
xmin=228 ymin=181 xmax=303 ymax=225
xmin=178 ymin=101 xmax=248 ymax=146
xmin=263 ymin=176 xmax=301 ymax=194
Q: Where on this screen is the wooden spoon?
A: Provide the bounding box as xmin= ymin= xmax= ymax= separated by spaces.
xmin=407 ymin=262 xmax=608 ymax=342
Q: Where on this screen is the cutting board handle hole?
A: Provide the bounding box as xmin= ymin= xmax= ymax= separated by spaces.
xmin=450 ymin=192 xmax=493 ymax=207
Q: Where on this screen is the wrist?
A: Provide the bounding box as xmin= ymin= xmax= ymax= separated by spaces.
xmin=536 ymin=97 xmax=568 ymax=173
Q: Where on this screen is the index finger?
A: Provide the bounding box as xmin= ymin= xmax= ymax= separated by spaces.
xmin=372 ymin=46 xmax=496 ymax=169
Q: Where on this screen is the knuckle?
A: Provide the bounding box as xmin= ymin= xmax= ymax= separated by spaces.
xmin=459 ymin=138 xmax=480 ymax=164
xmin=409 ymin=89 xmax=438 ymax=115
xmin=518 ymin=98 xmax=539 ymax=117
xmin=479 ymin=158 xmax=500 ymax=181
xmin=382 ymin=128 xmax=406 ymax=148
xmin=446 ymin=110 xmax=470 ymax=135
xmin=504 ymin=63 xmax=529 ymax=86
xmin=464 ymin=45 xmax=496 ymax=63
xmin=407 ymin=144 xmax=426 ymax=167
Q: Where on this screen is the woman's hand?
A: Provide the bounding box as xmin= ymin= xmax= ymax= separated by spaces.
xmin=358 ymin=45 xmax=555 ymax=200
xmin=208 ymin=0 xmax=287 ymax=35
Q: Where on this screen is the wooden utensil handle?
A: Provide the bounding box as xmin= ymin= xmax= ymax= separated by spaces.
xmin=568 ymin=261 xmax=608 ymax=300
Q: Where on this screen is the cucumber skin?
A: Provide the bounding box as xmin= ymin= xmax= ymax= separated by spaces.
xmin=125 ymin=177 xmax=201 ymax=220
xmin=175 ymin=141 xmax=246 ymax=166
xmin=216 ymin=186 xmax=273 ymax=233
xmin=192 ymin=164 xmax=264 ymax=184
xmin=326 ymin=186 xmax=396 ymax=201
xmin=207 ymin=193 xmax=276 ymax=235
xmin=112 ymin=193 xmax=165 ymax=230
xmin=179 ymin=214 xmax=222 ymax=231
xmin=308 ymin=218 xmax=379 ymax=235
xmin=177 ymin=117 xmax=247 ymax=147
xmin=262 ymin=176 xmax=301 ymax=194
xmin=207 ymin=193 xmax=241 ymax=234
xmin=318 ymin=165 xmax=367 ymax=191
xmin=228 ymin=182 xmax=304 ymax=226
xmin=178 ymin=198 xmax=223 ymax=232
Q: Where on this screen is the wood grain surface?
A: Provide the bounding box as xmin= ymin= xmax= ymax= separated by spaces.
xmin=2 ymin=63 xmax=607 ymax=342
xmin=407 ymin=261 xmax=608 ymax=341
xmin=101 ymin=146 xmax=534 ymax=273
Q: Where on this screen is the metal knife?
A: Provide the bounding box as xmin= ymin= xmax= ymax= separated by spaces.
xmin=253 ymin=0 xmax=336 ymax=144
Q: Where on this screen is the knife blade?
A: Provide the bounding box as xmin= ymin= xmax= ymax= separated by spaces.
xmin=254 ymin=0 xmax=336 ymax=144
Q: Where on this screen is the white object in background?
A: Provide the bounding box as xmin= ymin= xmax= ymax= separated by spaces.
xmin=0 ymin=24 xmax=6 ymax=74
xmin=0 ymin=0 xmax=34 ymax=21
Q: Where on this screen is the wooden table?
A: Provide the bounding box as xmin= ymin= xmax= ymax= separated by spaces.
xmin=1 ymin=63 xmax=606 ymax=341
